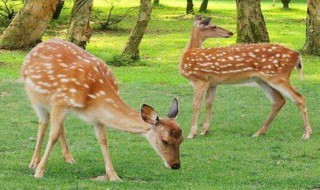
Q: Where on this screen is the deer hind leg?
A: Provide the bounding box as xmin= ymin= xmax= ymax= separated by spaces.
xmin=269 ymin=81 xmax=312 ymax=139
xmin=187 ymin=80 xmax=209 ymax=139
xmin=200 ymin=85 xmax=217 ymax=136
xmin=34 ymin=105 xmax=65 ymax=178
xmin=60 ymin=126 xmax=76 ymax=164
xmin=253 ymin=81 xmax=286 ymax=137
xmin=29 ymin=104 xmax=50 ymax=169
xmin=91 ymin=123 xmax=121 ymax=181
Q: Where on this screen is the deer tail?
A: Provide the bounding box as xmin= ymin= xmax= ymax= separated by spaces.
xmin=296 ymin=54 xmax=304 ymax=80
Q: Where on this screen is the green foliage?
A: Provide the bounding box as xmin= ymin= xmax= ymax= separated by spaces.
xmin=108 ymin=54 xmax=146 ymax=66
xmin=0 ymin=0 xmax=20 ymax=27
xmin=1 ymin=0 xmax=320 ymax=189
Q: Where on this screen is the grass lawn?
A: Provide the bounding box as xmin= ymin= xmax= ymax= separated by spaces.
xmin=1 ymin=0 xmax=320 ymax=189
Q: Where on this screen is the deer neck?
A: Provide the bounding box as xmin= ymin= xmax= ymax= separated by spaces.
xmin=84 ymin=98 xmax=151 ymax=136
xmin=184 ymin=29 xmax=205 ymax=52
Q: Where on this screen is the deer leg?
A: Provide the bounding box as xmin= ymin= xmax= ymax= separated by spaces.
xmin=200 ymin=85 xmax=217 ymax=136
xmin=29 ymin=104 xmax=49 ymax=169
xmin=91 ymin=123 xmax=121 ymax=181
xmin=187 ymin=81 xmax=209 ymax=139
xmin=60 ymin=126 xmax=76 ymax=164
xmin=253 ymin=81 xmax=286 ymax=137
xmin=34 ymin=105 xmax=65 ymax=178
xmin=269 ymin=82 xmax=312 ymax=139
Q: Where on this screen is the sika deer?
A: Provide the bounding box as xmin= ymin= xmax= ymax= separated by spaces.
xmin=22 ymin=39 xmax=183 ymax=181
xmin=180 ymin=16 xmax=312 ymax=139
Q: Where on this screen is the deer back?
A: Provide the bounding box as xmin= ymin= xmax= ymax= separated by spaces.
xmin=22 ymin=39 xmax=119 ymax=108
xmin=180 ymin=43 xmax=301 ymax=84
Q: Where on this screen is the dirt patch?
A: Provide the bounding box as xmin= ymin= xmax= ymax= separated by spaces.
xmin=0 ymin=92 xmax=10 ymax=97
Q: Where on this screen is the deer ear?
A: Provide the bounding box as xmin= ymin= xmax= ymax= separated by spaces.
xmin=167 ymin=98 xmax=179 ymax=119
xmin=195 ymin=15 xmax=203 ymax=21
xmin=200 ymin=17 xmax=212 ymax=26
xmin=141 ymin=104 xmax=159 ymax=125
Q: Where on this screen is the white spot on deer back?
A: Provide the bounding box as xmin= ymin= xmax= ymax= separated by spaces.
xmin=60 ymin=78 xmax=69 ymax=83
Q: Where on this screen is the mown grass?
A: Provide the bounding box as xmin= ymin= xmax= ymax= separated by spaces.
xmin=1 ymin=0 xmax=320 ymax=189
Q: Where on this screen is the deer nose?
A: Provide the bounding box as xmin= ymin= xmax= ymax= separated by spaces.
xmin=171 ymin=163 xmax=180 ymax=170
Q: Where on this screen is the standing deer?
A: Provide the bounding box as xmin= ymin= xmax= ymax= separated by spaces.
xmin=22 ymin=39 xmax=183 ymax=181
xmin=180 ymin=16 xmax=312 ymax=139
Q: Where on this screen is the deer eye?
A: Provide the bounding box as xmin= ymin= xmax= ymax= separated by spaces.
xmin=162 ymin=139 xmax=169 ymax=145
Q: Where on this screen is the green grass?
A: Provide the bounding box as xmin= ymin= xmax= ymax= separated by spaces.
xmin=1 ymin=0 xmax=320 ymax=189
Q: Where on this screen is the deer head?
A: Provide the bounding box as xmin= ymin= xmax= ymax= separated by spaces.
xmin=193 ymin=16 xmax=233 ymax=40
xmin=141 ymin=98 xmax=183 ymax=169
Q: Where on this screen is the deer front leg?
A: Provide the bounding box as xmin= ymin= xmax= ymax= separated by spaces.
xmin=253 ymin=81 xmax=285 ymax=137
xmin=201 ymin=85 xmax=217 ymax=136
xmin=29 ymin=105 xmax=49 ymax=169
xmin=34 ymin=105 xmax=65 ymax=178
xmin=188 ymin=81 xmax=209 ymax=139
xmin=60 ymin=126 xmax=76 ymax=164
xmin=92 ymin=123 xmax=121 ymax=181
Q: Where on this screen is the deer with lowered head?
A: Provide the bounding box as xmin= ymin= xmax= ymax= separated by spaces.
xmin=22 ymin=39 xmax=183 ymax=181
xmin=180 ymin=16 xmax=312 ymax=139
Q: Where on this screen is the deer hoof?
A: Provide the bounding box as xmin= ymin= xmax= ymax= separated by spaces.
xmin=200 ymin=130 xmax=209 ymax=136
xmin=64 ymin=155 xmax=76 ymax=164
xmin=187 ymin=133 xmax=196 ymax=139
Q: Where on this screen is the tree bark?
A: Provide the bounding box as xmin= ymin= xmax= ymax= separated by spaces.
xmin=186 ymin=0 xmax=194 ymax=14
xmin=236 ymin=0 xmax=269 ymax=43
xmin=67 ymin=0 xmax=93 ymax=49
xmin=281 ymin=0 xmax=290 ymax=9
xmin=303 ymin=0 xmax=320 ymax=56
xmin=153 ymin=0 xmax=159 ymax=6
xmin=52 ymin=0 xmax=65 ymax=20
xmin=199 ymin=0 xmax=209 ymax=13
xmin=122 ymin=0 xmax=152 ymax=60
xmin=0 ymin=0 xmax=59 ymax=49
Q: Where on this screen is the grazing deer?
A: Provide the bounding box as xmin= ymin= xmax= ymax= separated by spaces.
xmin=180 ymin=16 xmax=312 ymax=139
xmin=21 ymin=39 xmax=183 ymax=181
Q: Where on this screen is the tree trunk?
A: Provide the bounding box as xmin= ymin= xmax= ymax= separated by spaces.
xmin=67 ymin=0 xmax=93 ymax=49
xmin=186 ymin=0 xmax=194 ymax=14
xmin=153 ymin=0 xmax=159 ymax=6
xmin=199 ymin=0 xmax=209 ymax=13
xmin=281 ymin=0 xmax=290 ymax=9
xmin=122 ymin=0 xmax=152 ymax=60
xmin=236 ymin=0 xmax=269 ymax=43
xmin=303 ymin=0 xmax=320 ymax=56
xmin=0 ymin=0 xmax=59 ymax=49
xmin=52 ymin=0 xmax=64 ymax=20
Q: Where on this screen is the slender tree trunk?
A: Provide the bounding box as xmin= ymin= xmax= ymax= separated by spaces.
xmin=186 ymin=0 xmax=194 ymax=14
xmin=236 ymin=0 xmax=269 ymax=43
xmin=199 ymin=0 xmax=209 ymax=13
xmin=281 ymin=0 xmax=290 ymax=9
xmin=303 ymin=0 xmax=320 ymax=56
xmin=122 ymin=0 xmax=152 ymax=60
xmin=153 ymin=0 xmax=159 ymax=6
xmin=67 ymin=0 xmax=93 ymax=49
xmin=0 ymin=0 xmax=59 ymax=49
xmin=53 ymin=0 xmax=65 ymax=20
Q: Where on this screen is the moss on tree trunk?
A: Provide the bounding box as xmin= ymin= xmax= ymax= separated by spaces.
xmin=122 ymin=0 xmax=152 ymax=60
xmin=0 ymin=0 xmax=59 ymax=49
xmin=186 ymin=0 xmax=194 ymax=14
xmin=236 ymin=0 xmax=269 ymax=43
xmin=67 ymin=0 xmax=93 ymax=49
xmin=153 ymin=0 xmax=159 ymax=6
xmin=303 ymin=0 xmax=320 ymax=56
xmin=199 ymin=0 xmax=209 ymax=13
xmin=281 ymin=0 xmax=290 ymax=9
